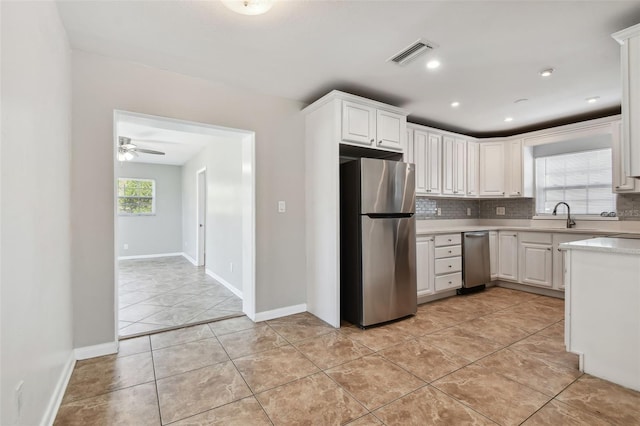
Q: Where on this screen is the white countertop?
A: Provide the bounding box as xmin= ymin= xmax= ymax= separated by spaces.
xmin=559 ymin=237 xmax=640 ymax=254
xmin=415 ymin=225 xmax=621 ymax=236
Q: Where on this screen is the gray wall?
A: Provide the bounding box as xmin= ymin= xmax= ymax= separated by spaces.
xmin=71 ymin=51 xmax=306 ymax=348
xmin=117 ymin=162 xmax=183 ymax=257
xmin=1 ymin=2 xmax=74 ymax=424
xmin=182 ymin=138 xmax=244 ymax=291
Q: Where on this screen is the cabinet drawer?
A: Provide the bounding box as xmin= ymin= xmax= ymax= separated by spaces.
xmin=435 ymin=234 xmax=461 ymax=247
xmin=519 ymin=232 xmax=552 ymax=244
xmin=435 ymin=272 xmax=462 ymax=292
xmin=435 ymin=256 xmax=462 ymax=274
xmin=435 ymin=245 xmax=462 ymax=258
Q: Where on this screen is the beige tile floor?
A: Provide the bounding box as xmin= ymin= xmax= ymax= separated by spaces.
xmin=118 ymin=256 xmax=243 ymax=337
xmin=56 ymin=287 xmax=640 ymax=425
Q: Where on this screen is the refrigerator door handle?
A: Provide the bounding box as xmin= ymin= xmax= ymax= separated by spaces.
xmin=366 ymin=213 xmax=414 ymax=219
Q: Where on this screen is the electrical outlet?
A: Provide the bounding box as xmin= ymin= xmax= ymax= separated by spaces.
xmin=123 ymin=243 xmax=128 ymax=250
xmin=436 ymin=208 xmax=441 ymax=216
xmin=278 ymin=201 xmax=286 ymax=213
xmin=229 ymin=262 xmax=233 ymax=272
xmin=467 ymin=207 xmax=471 ymax=216
xmin=496 ymin=206 xmax=506 ymax=216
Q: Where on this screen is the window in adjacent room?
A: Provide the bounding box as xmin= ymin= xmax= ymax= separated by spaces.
xmin=535 ymin=148 xmax=615 ymax=215
xmin=117 ymin=178 xmax=156 ymax=215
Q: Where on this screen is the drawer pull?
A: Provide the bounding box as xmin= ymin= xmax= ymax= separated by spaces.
xmin=448 ymin=250 xmax=452 ymax=253
xmin=448 ymin=265 xmax=452 ymax=268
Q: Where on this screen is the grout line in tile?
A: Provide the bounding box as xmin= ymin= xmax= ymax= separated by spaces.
xmin=147 ymin=346 xmax=163 ymax=425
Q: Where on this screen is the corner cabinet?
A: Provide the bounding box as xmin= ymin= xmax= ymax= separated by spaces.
xmin=467 ymin=141 xmax=480 ymax=197
xmin=341 ymin=100 xmax=405 ymax=151
xmin=613 ymin=23 xmax=640 ymax=177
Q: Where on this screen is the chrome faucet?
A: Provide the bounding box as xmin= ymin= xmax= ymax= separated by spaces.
xmin=552 ymin=202 xmax=576 ymax=228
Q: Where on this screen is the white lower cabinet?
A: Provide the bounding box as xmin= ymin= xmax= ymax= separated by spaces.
xmin=434 ymin=234 xmax=462 ymax=293
xmin=518 ymin=232 xmax=553 ymax=288
xmin=489 ymin=231 xmax=498 ymax=280
xmin=552 ymin=233 xmax=595 ymax=290
xmin=497 ymin=231 xmax=518 ymax=280
xmin=416 ymin=236 xmax=434 ymax=297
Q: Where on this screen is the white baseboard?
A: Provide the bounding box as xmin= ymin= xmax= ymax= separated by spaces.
xmin=181 ymin=252 xmax=198 ymax=266
xmin=254 ymin=303 xmax=307 ymax=322
xmin=118 ymin=252 xmax=183 ymax=260
xmin=74 ymin=341 xmax=118 ymax=360
xmin=40 ymin=351 xmax=75 ymax=426
xmin=206 ymin=269 xmax=243 ymax=298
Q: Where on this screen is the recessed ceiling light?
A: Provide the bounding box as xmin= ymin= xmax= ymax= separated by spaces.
xmin=514 ymin=98 xmax=529 ymax=104
xmin=451 ymin=101 xmax=460 ymax=108
xmin=426 ymin=60 xmax=441 ymax=69
xmin=539 ymin=68 xmax=554 ymax=77
xmin=586 ymin=96 xmax=600 ymax=104
xmin=504 ymin=117 xmax=514 ymax=122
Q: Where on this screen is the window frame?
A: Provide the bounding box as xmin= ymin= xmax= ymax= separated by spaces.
xmin=117 ymin=178 xmax=156 ymax=216
xmin=533 ymin=148 xmax=616 ymax=217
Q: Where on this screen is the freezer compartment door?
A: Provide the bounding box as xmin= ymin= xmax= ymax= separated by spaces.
xmin=463 ymin=232 xmax=491 ymax=288
xmin=360 ymin=158 xmax=415 ymax=214
xmin=361 ymin=216 xmax=417 ymax=326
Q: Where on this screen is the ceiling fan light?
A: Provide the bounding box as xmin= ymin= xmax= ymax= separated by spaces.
xmin=221 ymin=0 xmax=273 ymax=16
xmin=118 ymin=151 xmax=127 ymax=161
xmin=124 ymin=151 xmax=135 ymax=161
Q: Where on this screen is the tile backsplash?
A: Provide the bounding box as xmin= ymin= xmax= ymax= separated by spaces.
xmin=417 ymin=194 xmax=640 ymax=221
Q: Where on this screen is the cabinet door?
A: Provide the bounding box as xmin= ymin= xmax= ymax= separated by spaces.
xmin=506 ymin=140 xmax=523 ymax=197
xmin=454 ymin=138 xmax=467 ymax=196
xmin=413 ymin=130 xmax=428 ymax=194
xmin=520 ymin=243 xmax=553 ymax=287
xmin=376 ymin=110 xmax=404 ymax=150
xmin=341 ymin=101 xmax=376 ymax=146
xmin=498 ymin=232 xmax=518 ymax=280
xmin=612 ymin=121 xmax=640 ymax=192
xmin=552 ymin=234 xmax=595 ymax=290
xmin=479 ymin=142 xmax=505 ymax=196
xmin=416 ymin=237 xmax=434 ymax=296
xmin=442 ymin=136 xmax=455 ymax=195
xmin=467 ymin=141 xmax=479 ymax=196
xmin=404 ymin=129 xmax=414 ymax=164
xmin=489 ymin=231 xmax=498 ymax=280
xmin=427 ymin=133 xmax=442 ymax=194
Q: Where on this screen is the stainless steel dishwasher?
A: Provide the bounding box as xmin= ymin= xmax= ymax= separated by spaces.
xmin=459 ymin=231 xmax=491 ymax=294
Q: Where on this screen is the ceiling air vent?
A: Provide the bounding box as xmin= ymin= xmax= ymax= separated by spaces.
xmin=388 ymin=39 xmax=435 ymax=66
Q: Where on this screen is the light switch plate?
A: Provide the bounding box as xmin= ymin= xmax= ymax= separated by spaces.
xmin=278 ymin=201 xmax=286 ymax=213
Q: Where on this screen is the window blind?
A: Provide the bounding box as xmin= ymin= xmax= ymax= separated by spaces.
xmin=535 ymin=149 xmax=615 ymax=215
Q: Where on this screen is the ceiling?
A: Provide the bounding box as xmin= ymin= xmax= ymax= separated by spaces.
xmin=116 ymin=112 xmax=244 ymax=165
xmin=58 ymin=1 xmax=640 ymax=137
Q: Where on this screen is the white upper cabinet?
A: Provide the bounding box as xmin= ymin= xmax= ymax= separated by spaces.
xmin=404 ymin=128 xmax=414 ymax=164
xmin=612 ymin=120 xmax=640 ymax=192
xmin=613 ymin=23 xmax=640 ymax=177
xmin=442 ymin=136 xmax=466 ymax=196
xmin=479 ymin=142 xmax=505 ymax=196
xmin=505 ymin=139 xmax=523 ymax=197
xmin=467 ymin=141 xmax=480 ymax=197
xmin=376 ymin=109 xmax=404 ymax=150
xmin=341 ymin=100 xmax=405 ymax=151
xmin=412 ymin=129 xmax=441 ymax=195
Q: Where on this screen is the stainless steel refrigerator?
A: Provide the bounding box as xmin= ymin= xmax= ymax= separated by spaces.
xmin=340 ymin=158 xmax=417 ymax=328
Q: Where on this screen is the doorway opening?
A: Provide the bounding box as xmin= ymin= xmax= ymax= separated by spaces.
xmin=113 ymin=110 xmax=255 ymax=339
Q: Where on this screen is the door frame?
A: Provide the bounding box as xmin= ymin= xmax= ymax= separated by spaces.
xmin=196 ymin=167 xmax=207 ymax=266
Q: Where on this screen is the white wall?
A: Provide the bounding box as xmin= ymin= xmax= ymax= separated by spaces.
xmin=117 ymin=162 xmax=183 ymax=257
xmin=182 ymin=137 xmax=244 ymax=291
xmin=71 ymin=51 xmax=306 ymax=348
xmin=1 ymin=2 xmax=74 ymax=425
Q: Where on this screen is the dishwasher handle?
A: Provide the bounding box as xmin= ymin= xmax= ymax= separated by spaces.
xmin=465 ymin=232 xmax=488 ymax=238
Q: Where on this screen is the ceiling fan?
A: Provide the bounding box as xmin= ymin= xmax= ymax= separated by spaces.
xmin=118 ymin=136 xmax=166 ymax=161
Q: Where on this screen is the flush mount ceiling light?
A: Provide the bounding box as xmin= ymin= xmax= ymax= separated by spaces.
xmin=539 ymin=68 xmax=554 ymax=77
xmin=450 ymin=101 xmax=460 ymax=108
xmin=221 ymin=0 xmax=273 ymax=15
xmin=426 ymin=59 xmax=441 ymax=70
xmin=586 ymin=96 xmax=600 ymax=104
xmin=504 ymin=117 xmax=514 ymax=122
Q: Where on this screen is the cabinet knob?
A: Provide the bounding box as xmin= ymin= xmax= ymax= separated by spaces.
xmin=378 ymin=140 xmax=382 ymax=145
xmin=448 ymin=250 xmax=452 ymax=253
xmin=615 ymin=186 xmax=620 ymax=189
xmin=448 ymin=265 xmax=452 ymax=268
xmin=448 ymin=281 xmax=452 ymax=284
xmin=370 ymin=139 xmax=375 ymax=143
xmin=547 ymin=248 xmax=551 ymax=251
xmin=517 ymin=192 xmax=521 ymax=195
xmin=502 ymin=192 xmax=505 ymax=195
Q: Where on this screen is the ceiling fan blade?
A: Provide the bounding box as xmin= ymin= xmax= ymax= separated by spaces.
xmin=135 ymin=148 xmax=165 ymax=155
